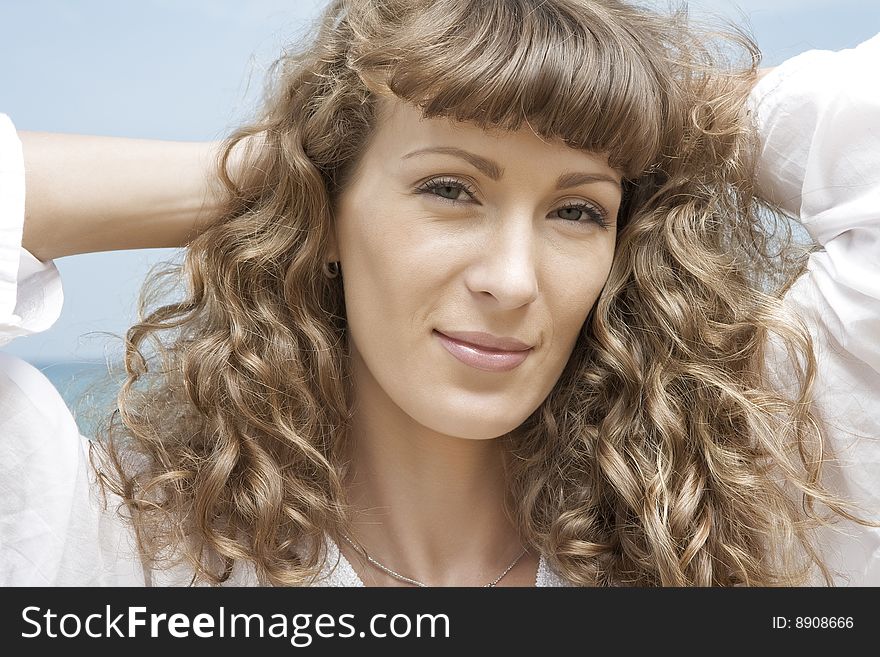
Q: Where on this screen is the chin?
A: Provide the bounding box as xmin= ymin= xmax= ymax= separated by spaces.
xmin=416 ymin=404 xmax=529 ymax=441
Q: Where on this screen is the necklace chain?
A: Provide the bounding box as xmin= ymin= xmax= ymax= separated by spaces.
xmin=340 ymin=533 xmax=528 ymax=587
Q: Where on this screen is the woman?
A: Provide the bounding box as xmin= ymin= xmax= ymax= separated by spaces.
xmin=2 ymin=0 xmax=878 ymax=586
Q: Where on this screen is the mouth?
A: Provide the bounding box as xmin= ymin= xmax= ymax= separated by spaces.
xmin=433 ymin=330 xmax=533 ymax=372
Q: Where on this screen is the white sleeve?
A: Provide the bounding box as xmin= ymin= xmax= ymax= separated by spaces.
xmin=0 ymin=113 xmax=63 ymax=348
xmin=0 ymin=115 xmax=146 ymax=584
xmin=751 ymin=35 xmax=880 ymax=585
xmin=752 ymin=35 xmax=880 ymax=374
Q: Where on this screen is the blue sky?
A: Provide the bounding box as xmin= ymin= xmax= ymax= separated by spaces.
xmin=2 ymin=0 xmax=878 ymax=364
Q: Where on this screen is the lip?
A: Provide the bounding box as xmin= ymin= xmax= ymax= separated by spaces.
xmin=434 ymin=330 xmax=533 ymax=372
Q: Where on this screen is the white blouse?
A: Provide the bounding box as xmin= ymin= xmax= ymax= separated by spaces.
xmin=1 ymin=35 xmax=879 ymax=586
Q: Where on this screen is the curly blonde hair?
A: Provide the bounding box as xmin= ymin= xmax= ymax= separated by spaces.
xmin=93 ymin=0 xmax=867 ymax=586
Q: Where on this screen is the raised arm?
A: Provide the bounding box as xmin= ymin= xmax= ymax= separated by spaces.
xmin=20 ymin=132 xmax=228 ymax=261
xmin=750 ymin=34 xmax=880 ymax=584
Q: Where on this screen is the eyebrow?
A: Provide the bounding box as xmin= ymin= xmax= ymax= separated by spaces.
xmin=402 ymin=147 xmax=622 ymax=190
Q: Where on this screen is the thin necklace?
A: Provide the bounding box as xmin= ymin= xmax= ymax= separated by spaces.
xmin=340 ymin=533 xmax=528 ymax=587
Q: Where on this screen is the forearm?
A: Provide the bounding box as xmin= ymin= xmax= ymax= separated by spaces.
xmin=21 ymin=132 xmax=225 ymax=261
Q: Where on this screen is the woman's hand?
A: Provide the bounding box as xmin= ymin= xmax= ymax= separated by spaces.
xmin=21 ymin=132 xmax=229 ymax=261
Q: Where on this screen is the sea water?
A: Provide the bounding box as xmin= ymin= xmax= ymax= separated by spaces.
xmin=31 ymin=360 xmax=122 ymax=439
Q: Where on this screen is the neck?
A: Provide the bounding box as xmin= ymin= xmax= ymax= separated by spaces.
xmin=340 ymin=354 xmax=530 ymax=586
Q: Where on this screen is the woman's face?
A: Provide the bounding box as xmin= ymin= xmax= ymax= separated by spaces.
xmin=332 ymin=98 xmax=622 ymax=440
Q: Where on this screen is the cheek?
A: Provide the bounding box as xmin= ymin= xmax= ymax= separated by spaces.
xmin=561 ymin=269 xmax=607 ymax=322
xmin=334 ymin=200 xmax=446 ymax=354
xmin=549 ymin=240 xmax=614 ymax=315
xmin=336 ymin=192 xmax=471 ymax=310
xmin=549 ymin=281 xmax=602 ymax=353
xmin=542 ymin=250 xmax=614 ymax=365
xmin=340 ymin=218 xmax=409 ymax=281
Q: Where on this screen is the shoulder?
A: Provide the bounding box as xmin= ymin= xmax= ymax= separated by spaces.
xmin=0 ymin=353 xmax=123 ymax=584
xmin=0 ymin=352 xmax=79 ymax=442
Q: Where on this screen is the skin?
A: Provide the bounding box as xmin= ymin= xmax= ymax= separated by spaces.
xmin=21 ymin=134 xmax=222 ymax=261
xmin=329 ymin=98 xmax=623 ymax=586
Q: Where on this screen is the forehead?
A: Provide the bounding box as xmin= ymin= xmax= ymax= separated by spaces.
xmin=365 ymin=96 xmax=620 ymax=178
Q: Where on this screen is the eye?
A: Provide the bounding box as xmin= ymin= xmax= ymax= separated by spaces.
xmin=414 ymin=176 xmax=478 ymax=204
xmin=414 ymin=176 xmax=611 ymax=230
xmin=552 ymin=202 xmax=610 ymax=230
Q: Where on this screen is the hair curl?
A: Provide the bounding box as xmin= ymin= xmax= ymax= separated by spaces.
xmin=93 ymin=0 xmax=870 ymax=586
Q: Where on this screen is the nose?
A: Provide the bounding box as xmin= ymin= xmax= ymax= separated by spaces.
xmin=464 ymin=217 xmax=540 ymax=310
